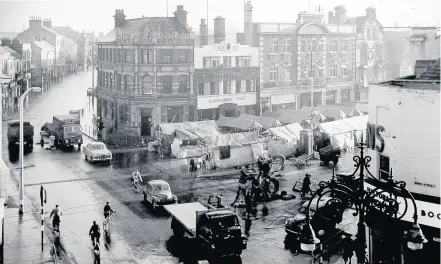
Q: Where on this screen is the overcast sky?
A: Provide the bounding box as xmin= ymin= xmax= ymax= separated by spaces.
xmin=0 ymin=0 xmax=439 ymax=37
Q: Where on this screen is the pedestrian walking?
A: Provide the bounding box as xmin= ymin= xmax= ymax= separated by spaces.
xmin=189 ymin=159 xmax=196 ymax=175
xmin=342 ymin=236 xmax=354 ymax=264
xmin=301 ymin=174 xmax=313 ymax=199
xmin=230 ymin=167 xmax=249 ymax=206
xmin=93 ymin=242 xmax=100 ymax=264
xmin=49 ymin=132 xmax=56 ymax=150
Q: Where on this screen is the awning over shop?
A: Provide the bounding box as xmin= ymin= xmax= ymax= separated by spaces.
xmin=238 ymin=114 xmax=282 ymax=129
xmin=217 ymin=117 xmax=263 ymax=130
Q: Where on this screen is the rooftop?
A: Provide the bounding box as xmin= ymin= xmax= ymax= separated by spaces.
xmin=33 ymin=40 xmax=54 ymax=51
xmin=0 ymin=46 xmax=21 ymax=59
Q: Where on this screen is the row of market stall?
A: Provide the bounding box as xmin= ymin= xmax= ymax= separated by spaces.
xmin=152 ymin=104 xmax=369 ymax=170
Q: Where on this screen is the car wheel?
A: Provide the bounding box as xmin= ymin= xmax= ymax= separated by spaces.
xmin=152 ymin=200 xmax=157 ymax=210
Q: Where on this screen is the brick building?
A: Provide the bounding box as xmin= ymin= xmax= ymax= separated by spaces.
xmin=95 ymin=6 xmax=195 ymax=138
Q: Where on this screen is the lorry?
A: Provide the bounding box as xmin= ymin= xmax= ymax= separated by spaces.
xmin=164 ymin=202 xmax=248 ymax=261
xmin=7 ymin=120 xmax=35 ymax=152
xmin=41 ymin=115 xmax=83 ymax=149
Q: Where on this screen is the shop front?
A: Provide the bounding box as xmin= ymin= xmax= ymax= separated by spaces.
xmin=270 ymin=94 xmax=296 ymax=112
xmin=197 ymin=92 xmax=256 ymax=120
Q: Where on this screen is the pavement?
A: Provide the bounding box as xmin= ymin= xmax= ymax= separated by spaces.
xmin=1 ymin=70 xmax=369 ymax=264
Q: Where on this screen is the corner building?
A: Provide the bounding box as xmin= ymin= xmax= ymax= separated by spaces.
xmin=96 ymin=6 xmax=195 ymax=138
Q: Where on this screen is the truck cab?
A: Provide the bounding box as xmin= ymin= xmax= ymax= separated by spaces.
xmin=196 ymin=210 xmax=247 ymax=257
xmin=52 ymin=115 xmax=83 ymax=149
xmin=7 ymin=120 xmax=34 ymax=152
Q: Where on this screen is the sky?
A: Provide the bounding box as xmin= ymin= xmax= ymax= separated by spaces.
xmin=0 ymin=0 xmax=439 ymax=38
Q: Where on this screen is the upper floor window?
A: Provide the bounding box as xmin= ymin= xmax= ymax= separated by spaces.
xmin=330 ymin=40 xmax=337 ymax=52
xmin=309 ymin=39 xmax=317 ymax=52
xmin=223 ymin=80 xmax=231 ymax=94
xmin=300 ymin=39 xmax=306 ymax=52
xmin=235 ymin=56 xmax=251 ymax=67
xmin=161 ymin=50 xmax=173 ymax=64
xmin=124 ymin=49 xmax=132 ymax=62
xmin=309 ymin=65 xmax=315 ymax=78
xmin=318 ymin=66 xmax=324 ymax=77
xmin=177 ymin=49 xmax=188 ymax=63
xmin=142 ymin=49 xmax=154 ymax=64
xmin=372 ymin=27 xmax=378 ymax=39
xmin=210 ymin=82 xmax=219 ymax=95
xmin=318 ymin=40 xmax=324 ymax=52
xmin=246 ymin=80 xmax=255 ymax=92
xmin=178 ymin=75 xmax=187 ymax=93
xmin=235 ymin=80 xmax=246 ymax=93
xmin=330 ymin=64 xmax=337 ymax=77
xmin=284 ymin=40 xmax=291 ymax=53
xmin=270 ymin=39 xmax=278 ymax=54
xmin=360 ymin=43 xmax=368 ymax=64
xmin=197 ymin=82 xmax=205 ymax=95
xmin=341 ymin=40 xmax=348 ymax=52
xmin=203 ymin=57 xmax=220 ymax=68
xmin=270 ymin=67 xmax=278 ymax=81
xmin=162 ymin=75 xmax=173 ymax=93
xmin=223 ymin=56 xmax=232 ymax=67
xmin=285 ymin=66 xmax=291 ymax=81
xmin=341 ymin=65 xmax=348 ymax=76
xmin=366 ymin=27 xmax=372 ymax=39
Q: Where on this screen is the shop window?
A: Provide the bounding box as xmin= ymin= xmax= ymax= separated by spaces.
xmin=219 ymin=146 xmax=231 ymax=160
xmin=223 ymin=80 xmax=231 ymax=94
xmin=167 ymin=106 xmax=183 ymax=123
xmin=162 ymin=75 xmax=173 ymax=93
xmin=235 ymin=56 xmax=251 ymax=67
xmin=223 ymin=56 xmax=231 ymax=67
xmin=198 ymin=82 xmax=205 ymax=95
xmin=161 ymin=49 xmax=173 ymax=64
xmin=210 ymin=82 xmax=219 ymax=95
xmin=178 ymin=75 xmax=187 ymax=93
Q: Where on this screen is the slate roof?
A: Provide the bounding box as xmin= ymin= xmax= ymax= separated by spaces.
xmin=52 ymin=26 xmax=86 ymax=45
xmin=418 ymin=59 xmax=440 ymax=80
xmin=0 ymin=46 xmax=21 ymax=59
xmin=33 ymin=41 xmax=54 ymax=51
xmin=98 ymin=17 xmax=189 ymax=43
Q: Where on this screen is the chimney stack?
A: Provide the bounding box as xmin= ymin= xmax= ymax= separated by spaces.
xmin=328 ymin=11 xmax=335 ymax=24
xmin=114 ymin=9 xmax=126 ymax=29
xmin=213 ymin=16 xmax=226 ymax=44
xmin=29 ymin=17 xmax=43 ymax=29
xmin=200 ymin=19 xmax=208 ymax=47
xmin=334 ymin=5 xmax=347 ymax=24
xmin=174 ymin=5 xmax=188 ymax=26
xmin=43 ymin=18 xmax=52 ymax=28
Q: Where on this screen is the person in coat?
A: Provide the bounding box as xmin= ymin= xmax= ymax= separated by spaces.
xmin=301 ymin=174 xmax=313 ymax=198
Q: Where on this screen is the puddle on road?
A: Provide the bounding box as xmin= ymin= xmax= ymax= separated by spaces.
xmin=111 ymin=152 xmax=151 ymax=168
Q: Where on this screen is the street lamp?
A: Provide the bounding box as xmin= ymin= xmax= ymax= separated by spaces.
xmin=299 ymin=134 xmax=427 ymax=263
xmin=18 ymin=86 xmax=41 ymax=215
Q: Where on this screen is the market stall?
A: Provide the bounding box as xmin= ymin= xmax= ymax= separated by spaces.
xmin=238 ymin=114 xmax=282 ymax=130
xmin=318 ymin=115 xmax=369 ymax=150
xmin=264 ymin=123 xmax=303 ymax=157
xmin=216 ymin=117 xmax=263 ymax=132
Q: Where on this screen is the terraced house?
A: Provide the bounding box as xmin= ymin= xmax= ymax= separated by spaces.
xmin=95 ymin=6 xmax=194 ymax=138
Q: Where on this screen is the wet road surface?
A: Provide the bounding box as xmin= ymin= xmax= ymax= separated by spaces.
xmin=2 ymin=70 xmax=366 ymax=263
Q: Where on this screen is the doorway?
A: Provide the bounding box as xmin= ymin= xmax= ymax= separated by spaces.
xmin=140 ymin=108 xmax=152 ymax=137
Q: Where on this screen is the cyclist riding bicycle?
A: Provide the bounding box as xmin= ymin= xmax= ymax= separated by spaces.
xmin=131 ymin=170 xmax=142 ymax=191
xmin=103 ymin=202 xmax=115 ymax=219
xmin=50 ymin=205 xmax=62 ymax=229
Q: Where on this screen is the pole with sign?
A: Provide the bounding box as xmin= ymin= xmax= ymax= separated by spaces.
xmin=40 ymin=186 xmax=47 ymax=251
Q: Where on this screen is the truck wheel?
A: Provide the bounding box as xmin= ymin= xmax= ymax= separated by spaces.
xmin=333 ymin=158 xmax=339 ymax=165
xmin=323 ymin=160 xmax=329 ymax=166
xmin=40 ymin=139 xmax=44 ymax=147
xmin=78 ymin=144 xmax=82 ymax=150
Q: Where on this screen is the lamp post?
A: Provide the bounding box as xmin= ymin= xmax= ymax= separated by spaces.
xmin=300 ymin=134 xmax=427 ymax=263
xmin=18 ymin=86 xmax=41 ymax=215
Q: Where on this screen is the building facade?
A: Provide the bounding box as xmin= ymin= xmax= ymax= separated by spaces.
xmin=95 ymin=6 xmax=195 ymax=138
xmin=194 ymin=42 xmax=259 ymax=120
xmin=0 ymin=44 xmax=25 ymax=111
xmin=367 ymin=60 xmax=440 ymax=264
xmin=30 ymin=41 xmax=55 ymax=91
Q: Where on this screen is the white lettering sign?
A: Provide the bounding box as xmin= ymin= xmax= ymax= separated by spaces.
xmin=198 ymin=93 xmax=256 ymax=110
xmin=365 ymin=182 xmax=440 ymax=228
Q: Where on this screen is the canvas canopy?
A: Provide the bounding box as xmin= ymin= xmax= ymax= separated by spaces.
xmin=158 ymin=120 xmax=221 ymax=139
xmin=266 ymin=123 xmax=303 ymax=143
xmin=238 ymin=114 xmax=282 ymax=129
xmin=262 ymin=111 xmax=284 ymax=120
xmin=206 ymin=131 xmax=259 ymax=148
xmin=217 ymin=117 xmax=263 ymax=130
xmin=318 ymin=115 xmax=369 ymax=149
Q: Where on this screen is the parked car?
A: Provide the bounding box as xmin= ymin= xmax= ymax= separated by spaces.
xmin=143 ymin=180 xmax=177 ymax=210
xmin=83 ymin=142 xmax=112 ymax=163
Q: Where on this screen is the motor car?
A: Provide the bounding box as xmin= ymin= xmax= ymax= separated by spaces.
xmin=143 ymin=180 xmax=177 ymax=210
xmin=83 ymin=142 xmax=112 ymax=163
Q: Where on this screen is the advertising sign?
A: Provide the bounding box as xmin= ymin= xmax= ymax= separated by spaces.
xmin=197 ymin=93 xmax=256 ymax=110
xmin=365 ymin=182 xmax=440 ymax=229
xmin=195 ymin=67 xmax=259 ymax=81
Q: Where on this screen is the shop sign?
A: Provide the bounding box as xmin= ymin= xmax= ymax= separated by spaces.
xmin=365 ymin=182 xmax=440 ymax=228
xmin=195 ymin=67 xmax=259 ymax=81
xmin=197 ymin=93 xmax=256 ymax=110
xmin=271 ymin=94 xmax=296 ymax=104
xmin=366 ymin=122 xmax=385 ymax=152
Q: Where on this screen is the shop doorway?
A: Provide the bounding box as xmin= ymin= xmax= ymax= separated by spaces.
xmin=140 ymin=108 xmax=152 ymax=137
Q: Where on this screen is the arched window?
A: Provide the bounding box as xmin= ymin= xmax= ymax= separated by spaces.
xmin=178 ymin=75 xmax=187 ymax=93
xmin=143 ymin=75 xmax=154 ymax=94
xmin=374 ymin=42 xmax=383 ymax=63
xmin=360 ymin=42 xmax=368 ymax=64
